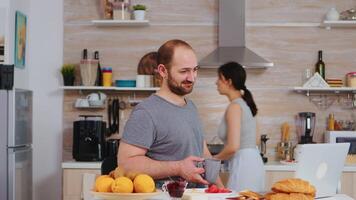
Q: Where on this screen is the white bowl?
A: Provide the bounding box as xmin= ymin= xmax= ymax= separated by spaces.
xmin=88 ymin=100 xmax=104 ymax=107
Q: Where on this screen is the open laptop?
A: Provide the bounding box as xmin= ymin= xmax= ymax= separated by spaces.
xmin=294 ymin=143 xmax=350 ymax=198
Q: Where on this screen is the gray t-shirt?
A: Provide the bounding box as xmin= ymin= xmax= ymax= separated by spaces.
xmin=122 ymin=94 xmax=205 ymax=161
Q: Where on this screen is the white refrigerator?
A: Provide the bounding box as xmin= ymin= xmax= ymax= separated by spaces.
xmin=0 ymin=88 xmax=33 ymax=200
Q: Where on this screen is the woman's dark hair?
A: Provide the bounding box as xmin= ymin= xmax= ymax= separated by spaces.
xmin=218 ymin=62 xmax=258 ymax=116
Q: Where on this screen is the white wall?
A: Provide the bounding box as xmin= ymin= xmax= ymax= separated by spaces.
xmin=28 ymin=0 xmax=63 ymax=199
xmin=5 ymin=0 xmax=63 ymax=199
xmin=7 ymin=0 xmax=30 ymax=89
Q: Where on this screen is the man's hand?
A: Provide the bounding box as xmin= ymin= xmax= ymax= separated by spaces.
xmin=178 ymin=156 xmax=209 ymax=185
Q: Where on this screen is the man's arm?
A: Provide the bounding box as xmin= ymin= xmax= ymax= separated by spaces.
xmin=118 ymin=140 xmax=209 ymax=185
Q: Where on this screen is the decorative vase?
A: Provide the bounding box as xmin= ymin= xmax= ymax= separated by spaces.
xmin=63 ymin=75 xmax=75 ymax=86
xmin=326 ymin=8 xmax=340 ymax=21
xmin=133 ymin=10 xmax=145 ymax=20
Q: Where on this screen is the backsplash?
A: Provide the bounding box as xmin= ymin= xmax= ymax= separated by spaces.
xmin=63 ymin=0 xmax=356 ymax=161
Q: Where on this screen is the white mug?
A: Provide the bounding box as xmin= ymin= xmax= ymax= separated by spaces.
xmin=136 ymin=75 xmax=146 ymax=88
xmin=87 ymin=92 xmax=106 ymax=101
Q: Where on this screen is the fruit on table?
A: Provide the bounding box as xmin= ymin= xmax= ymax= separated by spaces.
xmin=96 ymin=166 xmax=156 ymax=194
xmin=126 ymin=171 xmax=139 ymax=181
xmin=133 ymin=174 xmax=156 ymax=193
xmin=95 ymin=175 xmax=114 ymax=192
xmin=205 ymin=184 xmax=231 ymax=193
xmin=111 ymin=177 xmax=134 ymax=193
xmin=113 ymin=166 xmax=125 ymax=178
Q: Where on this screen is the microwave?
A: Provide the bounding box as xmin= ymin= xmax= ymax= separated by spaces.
xmin=325 ymin=131 xmax=356 ymax=155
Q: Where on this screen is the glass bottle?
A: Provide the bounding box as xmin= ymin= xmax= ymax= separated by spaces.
xmin=94 ymin=51 xmax=102 ymax=86
xmin=315 ymin=50 xmax=325 ymax=80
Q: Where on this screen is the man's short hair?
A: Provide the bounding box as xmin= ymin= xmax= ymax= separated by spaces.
xmin=157 ymin=39 xmax=194 ymax=70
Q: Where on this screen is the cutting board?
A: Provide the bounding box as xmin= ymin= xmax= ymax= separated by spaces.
xmin=182 ymin=188 xmax=238 ymax=200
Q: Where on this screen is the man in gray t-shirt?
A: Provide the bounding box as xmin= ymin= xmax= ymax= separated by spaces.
xmin=118 ymin=39 xmax=215 ymax=185
xmin=122 ymin=95 xmax=205 ymax=162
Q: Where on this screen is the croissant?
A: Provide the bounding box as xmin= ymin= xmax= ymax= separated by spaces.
xmin=265 ymin=192 xmax=314 ymax=200
xmin=271 ymin=178 xmax=316 ymax=196
xmin=239 ymin=190 xmax=263 ymax=200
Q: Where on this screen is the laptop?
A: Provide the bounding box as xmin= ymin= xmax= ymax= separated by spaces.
xmin=294 ymin=143 xmax=350 ymax=198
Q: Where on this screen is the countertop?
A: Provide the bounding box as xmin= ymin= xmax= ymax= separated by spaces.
xmin=62 ymin=160 xmax=356 ymax=172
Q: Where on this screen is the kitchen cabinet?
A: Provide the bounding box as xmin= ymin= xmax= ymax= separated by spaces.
xmin=62 ymin=168 xmax=100 ymax=200
xmin=62 ymin=162 xmax=356 ymax=199
xmin=92 ymin=19 xmax=149 ymax=27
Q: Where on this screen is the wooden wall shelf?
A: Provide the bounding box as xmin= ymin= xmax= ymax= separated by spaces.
xmin=91 ymin=20 xmax=149 ymax=27
xmin=60 ymin=86 xmax=159 ymax=91
xmin=322 ymin=20 xmax=356 ymax=29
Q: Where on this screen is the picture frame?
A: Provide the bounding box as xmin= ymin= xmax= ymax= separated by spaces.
xmin=14 ymin=11 xmax=26 ymax=68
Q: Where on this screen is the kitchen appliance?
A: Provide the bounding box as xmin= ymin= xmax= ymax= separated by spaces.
xmin=325 ymin=131 xmax=356 ymax=164
xmin=72 ymin=115 xmax=106 ymax=161
xmin=105 ymin=139 xmax=119 ymax=157
xmin=199 ymin=0 xmax=273 ymax=68
xmin=1 ymin=64 xmax=33 ymax=200
xmin=296 ymin=112 xmax=316 ymax=144
xmin=259 ymin=134 xmax=269 ymax=163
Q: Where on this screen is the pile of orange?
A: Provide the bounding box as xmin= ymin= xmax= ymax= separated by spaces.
xmin=94 ymin=166 xmax=155 ymax=193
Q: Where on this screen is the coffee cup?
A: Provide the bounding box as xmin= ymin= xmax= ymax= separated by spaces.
xmin=87 ymin=92 xmax=107 ymax=101
xmin=136 ymin=75 xmax=146 ymax=88
xmin=197 ymin=158 xmax=221 ymax=183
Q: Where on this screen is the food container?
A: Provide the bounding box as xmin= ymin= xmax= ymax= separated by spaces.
xmin=102 ymin=67 xmax=112 ymax=87
xmin=115 ymin=80 xmax=136 ymax=87
xmin=346 ymin=72 xmax=356 ymax=88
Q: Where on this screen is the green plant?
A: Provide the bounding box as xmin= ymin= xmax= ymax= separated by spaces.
xmin=132 ymin=4 xmax=146 ymax=11
xmin=61 ymin=64 xmax=76 ymax=76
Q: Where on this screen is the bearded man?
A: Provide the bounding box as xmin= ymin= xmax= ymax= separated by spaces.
xmin=118 ymin=39 xmax=221 ymax=187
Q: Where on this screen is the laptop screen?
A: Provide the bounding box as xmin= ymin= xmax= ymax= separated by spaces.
xmin=294 ymin=143 xmax=349 ymax=198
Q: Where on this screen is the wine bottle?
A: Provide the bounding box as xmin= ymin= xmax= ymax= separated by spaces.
xmin=315 ymin=50 xmax=325 ymax=79
xmin=82 ymin=49 xmax=88 ymax=60
xmin=94 ymin=51 xmax=103 ymax=86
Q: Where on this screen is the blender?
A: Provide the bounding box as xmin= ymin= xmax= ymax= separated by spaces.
xmin=296 ymin=112 xmax=316 ymax=144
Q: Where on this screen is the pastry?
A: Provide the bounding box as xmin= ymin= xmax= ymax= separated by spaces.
xmin=271 ymin=178 xmax=316 ymax=196
xmin=239 ymin=190 xmax=263 ymax=200
xmin=265 ymin=192 xmax=313 ymax=200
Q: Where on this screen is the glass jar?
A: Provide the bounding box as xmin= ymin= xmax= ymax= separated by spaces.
xmin=346 ymin=72 xmax=356 ymax=88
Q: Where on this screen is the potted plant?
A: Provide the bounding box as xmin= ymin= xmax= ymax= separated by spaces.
xmin=132 ymin=4 xmax=146 ymax=20
xmin=61 ymin=64 xmax=76 ymax=86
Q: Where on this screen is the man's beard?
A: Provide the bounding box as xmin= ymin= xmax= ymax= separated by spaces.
xmin=167 ymin=73 xmax=194 ymax=96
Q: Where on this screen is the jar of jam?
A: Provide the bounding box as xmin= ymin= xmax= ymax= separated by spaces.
xmin=346 ymin=72 xmax=356 ymax=88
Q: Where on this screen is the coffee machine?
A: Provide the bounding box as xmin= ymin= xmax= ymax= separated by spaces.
xmin=296 ymin=112 xmax=316 ymax=144
xmin=73 ymin=115 xmax=106 ymax=161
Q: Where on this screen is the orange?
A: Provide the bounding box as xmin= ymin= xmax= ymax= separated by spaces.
xmin=95 ymin=176 xmax=114 ymax=192
xmin=111 ymin=177 xmax=134 ymax=193
xmin=133 ymin=174 xmax=155 ymax=193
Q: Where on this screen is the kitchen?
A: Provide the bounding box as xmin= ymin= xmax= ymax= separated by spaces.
xmin=1 ymin=0 xmax=356 ymax=200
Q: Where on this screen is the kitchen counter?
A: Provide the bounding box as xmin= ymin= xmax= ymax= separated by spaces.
xmin=62 ymin=160 xmax=356 ymax=172
xmin=62 ymin=161 xmax=102 ymax=169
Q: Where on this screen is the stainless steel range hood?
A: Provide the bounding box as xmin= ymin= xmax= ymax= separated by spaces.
xmin=199 ymin=0 xmax=273 ymax=68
